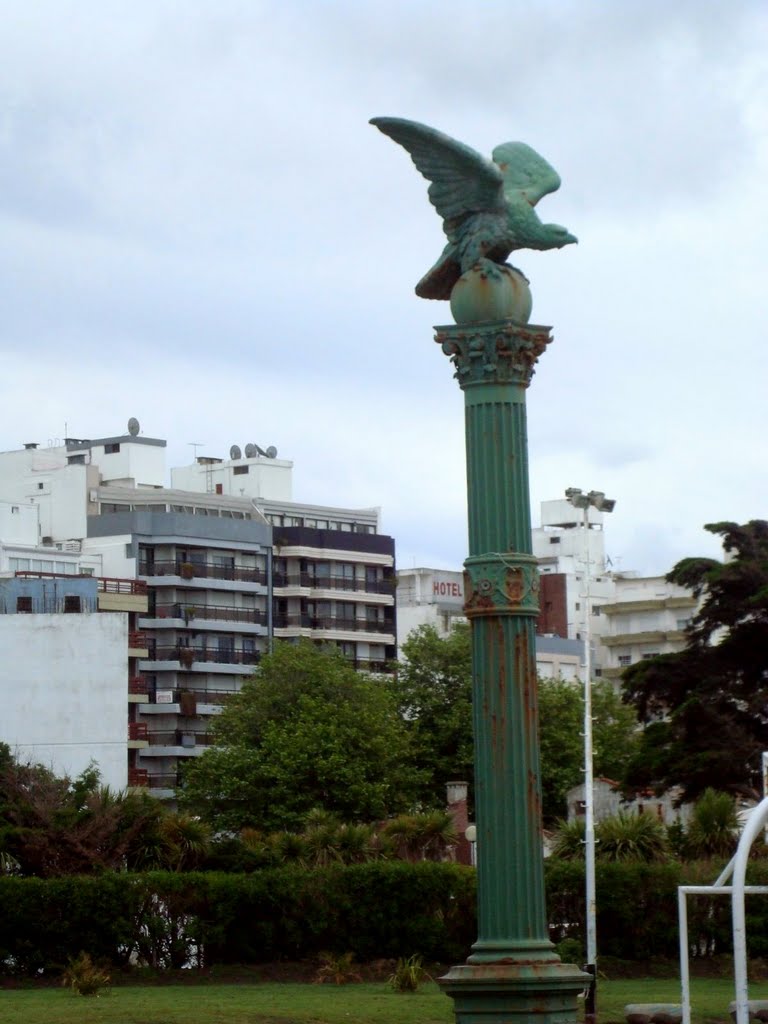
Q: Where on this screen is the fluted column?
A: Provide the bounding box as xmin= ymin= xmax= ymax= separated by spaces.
xmin=437 ymin=318 xmax=587 ymax=1023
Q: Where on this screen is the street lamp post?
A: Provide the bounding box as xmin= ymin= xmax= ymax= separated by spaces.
xmin=565 ymin=487 xmax=616 ymax=1024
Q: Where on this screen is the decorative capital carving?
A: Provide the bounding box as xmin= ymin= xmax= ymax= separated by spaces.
xmin=435 ymin=319 xmax=552 ymax=389
xmin=463 ymin=553 xmax=540 ymax=619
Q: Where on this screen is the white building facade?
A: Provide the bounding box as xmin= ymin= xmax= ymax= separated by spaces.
xmin=0 ymin=611 xmax=128 ymax=790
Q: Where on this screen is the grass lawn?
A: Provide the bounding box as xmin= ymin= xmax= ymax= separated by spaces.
xmin=1 ymin=976 xmax=765 ymax=1024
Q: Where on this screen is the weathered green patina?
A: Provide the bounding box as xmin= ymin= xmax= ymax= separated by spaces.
xmin=372 ymin=117 xmax=585 ymax=1024
xmin=370 ymin=116 xmax=576 ymax=311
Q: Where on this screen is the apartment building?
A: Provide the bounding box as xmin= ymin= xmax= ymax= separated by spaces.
xmin=598 ymin=574 xmax=699 ymax=682
xmin=0 ymin=424 xmax=396 ymax=797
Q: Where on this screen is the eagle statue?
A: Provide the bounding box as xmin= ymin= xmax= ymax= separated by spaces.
xmin=370 ymin=117 xmax=577 ymax=300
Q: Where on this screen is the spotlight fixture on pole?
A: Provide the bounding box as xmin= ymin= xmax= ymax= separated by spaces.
xmin=565 ymin=485 xmax=617 ymax=1024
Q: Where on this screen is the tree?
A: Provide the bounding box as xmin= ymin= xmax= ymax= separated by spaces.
xmin=622 ymin=520 xmax=768 ymax=801
xmin=181 ymin=641 xmax=421 ymax=832
xmin=0 ymin=752 xmax=165 ymax=876
xmin=392 ymin=625 xmax=638 ymax=823
xmin=538 ymin=677 xmax=640 ymax=824
xmin=390 ymin=624 xmax=474 ymax=808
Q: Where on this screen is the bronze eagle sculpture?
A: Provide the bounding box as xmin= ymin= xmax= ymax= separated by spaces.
xmin=370 ymin=117 xmax=577 ymax=300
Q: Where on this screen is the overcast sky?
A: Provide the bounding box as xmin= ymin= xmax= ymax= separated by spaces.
xmin=1 ymin=1 xmax=766 ymax=575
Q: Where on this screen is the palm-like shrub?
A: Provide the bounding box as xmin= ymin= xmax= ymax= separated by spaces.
xmin=597 ymin=811 xmax=667 ymax=862
xmin=684 ymin=788 xmax=739 ymax=860
xmin=549 ymin=818 xmax=586 ymax=860
xmin=550 ymin=812 xmax=667 ymax=862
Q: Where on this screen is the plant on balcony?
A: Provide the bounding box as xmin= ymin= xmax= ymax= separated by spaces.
xmin=179 ymin=562 xmax=195 ymax=580
xmin=178 ymin=648 xmax=194 ymax=669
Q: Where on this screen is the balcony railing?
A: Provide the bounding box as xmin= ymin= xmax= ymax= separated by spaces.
xmin=128 ymin=768 xmax=149 ymax=787
xmin=273 ymin=614 xmax=394 ymax=634
xmin=148 ymin=646 xmax=261 ymax=667
xmin=353 ymin=659 xmax=396 ymax=675
xmin=147 ymin=772 xmax=179 ymax=790
xmin=139 ymin=560 xmax=267 ymax=585
xmin=129 ymin=722 xmax=148 ymax=741
xmin=129 ymin=675 xmax=148 ymax=694
xmin=153 ymin=603 xmax=266 ymax=625
xmin=14 ymin=570 xmax=147 ymax=593
xmin=129 ymin=630 xmax=149 ymax=648
xmin=145 ymin=730 xmax=216 ymax=747
xmin=273 ymin=572 xmax=395 ymax=594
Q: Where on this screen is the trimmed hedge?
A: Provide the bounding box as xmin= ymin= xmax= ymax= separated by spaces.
xmin=2 ymin=860 xmax=767 ymax=975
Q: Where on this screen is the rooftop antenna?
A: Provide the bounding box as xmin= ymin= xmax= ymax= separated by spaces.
xmin=188 ymin=442 xmax=205 ymax=461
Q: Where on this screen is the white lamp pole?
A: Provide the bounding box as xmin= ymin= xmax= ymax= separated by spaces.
xmin=565 ymin=487 xmax=616 ymax=1024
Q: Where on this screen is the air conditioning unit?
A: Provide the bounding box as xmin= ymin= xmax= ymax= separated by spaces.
xmin=155 ymin=690 xmax=175 ymax=704
xmin=181 ymin=733 xmax=196 ymax=748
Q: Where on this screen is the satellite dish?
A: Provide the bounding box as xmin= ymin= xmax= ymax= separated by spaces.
xmin=229 ymin=444 xmax=242 ymax=461
xmin=265 ymin=446 xmax=278 ymax=459
xmin=244 ymin=443 xmax=257 ymax=458
xmin=127 ymin=417 xmax=140 ymax=437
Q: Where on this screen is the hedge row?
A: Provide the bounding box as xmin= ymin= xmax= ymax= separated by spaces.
xmin=2 ymin=860 xmax=768 ymax=975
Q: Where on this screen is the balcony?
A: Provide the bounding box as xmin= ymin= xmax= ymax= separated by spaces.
xmin=14 ymin=570 xmax=147 ymax=593
xmin=273 ymin=613 xmax=394 ymax=635
xmin=129 ymin=722 xmax=149 ymax=741
xmin=273 ymin=572 xmax=395 ymax=595
xmin=148 ymin=645 xmax=261 ymax=667
xmin=139 ymin=560 xmax=267 ymax=585
xmin=128 ymin=768 xmax=149 ymax=787
xmin=152 ymin=603 xmax=266 ymax=626
xmin=129 ymin=675 xmax=148 ymax=694
xmin=147 ymin=772 xmax=179 ymax=791
xmin=145 ymin=729 xmax=216 ymax=748
xmin=353 ymin=659 xmax=396 ymax=675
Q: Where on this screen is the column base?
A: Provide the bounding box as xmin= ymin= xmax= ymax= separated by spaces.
xmin=439 ymin=959 xmax=589 ymax=1024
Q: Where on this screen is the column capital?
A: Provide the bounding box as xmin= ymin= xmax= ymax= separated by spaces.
xmin=435 ymin=319 xmax=552 ymax=390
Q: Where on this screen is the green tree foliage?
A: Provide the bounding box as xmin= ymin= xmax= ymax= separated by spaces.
xmin=392 ymin=625 xmax=639 ymax=823
xmin=181 ymin=641 xmax=421 ymax=832
xmin=622 ymin=520 xmax=768 ymax=801
xmin=390 ymin=624 xmax=474 ymax=808
xmin=538 ymin=677 xmax=640 ymax=824
xmin=0 ymin=754 xmax=166 ymax=877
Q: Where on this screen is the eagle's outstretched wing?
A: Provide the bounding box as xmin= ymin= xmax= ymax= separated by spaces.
xmin=370 ymin=117 xmax=505 ymax=239
xmin=491 ymin=141 xmax=562 ymax=208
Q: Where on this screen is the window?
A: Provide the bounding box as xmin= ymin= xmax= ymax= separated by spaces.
xmin=677 ymin=618 xmax=691 ymax=630
xmin=64 ymin=595 xmax=81 ymax=613
xmin=642 ymin=652 xmax=660 ymax=660
xmin=11 ymin=506 xmax=19 ymax=515
xmin=549 ymin=536 xmax=561 ymax=545
xmin=575 ymin=602 xmax=580 ymax=611
xmin=37 ymin=482 xmax=44 ymax=490
xmin=592 ymin=605 xmax=602 ymax=616
xmin=16 ymin=596 xmax=33 ymax=613
xmin=233 ymin=465 xmax=249 ymax=475
xmin=104 ymin=443 xmax=120 ymax=454
xmin=618 ymin=655 xmax=631 ymax=667
xmin=215 ymin=484 xmax=223 ymax=495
